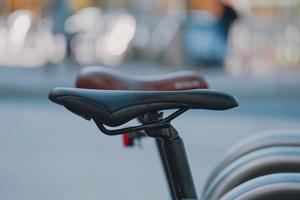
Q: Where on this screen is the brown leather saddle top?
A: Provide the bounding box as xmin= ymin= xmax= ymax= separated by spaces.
xmin=75 ymin=66 xmax=208 ymax=91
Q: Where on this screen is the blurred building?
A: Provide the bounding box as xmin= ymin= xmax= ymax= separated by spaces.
xmin=226 ymin=0 xmax=300 ymax=76
xmin=65 ymin=0 xmax=187 ymax=66
xmin=0 ymin=0 xmax=66 ymax=67
xmin=0 ymin=0 xmax=299 ymax=75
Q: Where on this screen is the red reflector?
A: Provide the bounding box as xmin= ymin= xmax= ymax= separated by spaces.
xmin=123 ymin=133 xmax=132 ymax=147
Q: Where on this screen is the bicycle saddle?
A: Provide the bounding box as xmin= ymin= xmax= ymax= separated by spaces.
xmin=49 ymin=87 xmax=238 ymax=127
xmin=75 ymin=66 xmax=208 ymax=90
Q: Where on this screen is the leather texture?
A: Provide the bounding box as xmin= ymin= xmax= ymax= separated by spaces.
xmin=220 ymin=173 xmax=300 ymax=200
xmin=49 ymin=87 xmax=238 ymax=127
xmin=203 ymin=146 xmax=300 ymax=200
xmin=75 ymin=66 xmax=208 ymax=91
xmin=203 ymin=130 xmax=300 ymax=195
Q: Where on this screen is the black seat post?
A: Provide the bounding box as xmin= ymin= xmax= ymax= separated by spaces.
xmin=142 ymin=113 xmax=198 ymax=200
xmin=165 ymin=136 xmax=198 ymax=199
xmin=155 ymin=138 xmax=178 ymax=199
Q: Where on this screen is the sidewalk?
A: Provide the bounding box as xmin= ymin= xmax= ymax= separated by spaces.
xmin=0 ymin=63 xmax=299 ymax=101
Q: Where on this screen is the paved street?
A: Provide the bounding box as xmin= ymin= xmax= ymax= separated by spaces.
xmin=0 ymin=66 xmax=299 ymax=200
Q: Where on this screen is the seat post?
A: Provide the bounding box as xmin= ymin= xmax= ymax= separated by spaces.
xmin=162 ymin=126 xmax=198 ymax=200
xmin=145 ymin=124 xmax=198 ymax=200
xmin=155 ymin=138 xmax=178 ymax=200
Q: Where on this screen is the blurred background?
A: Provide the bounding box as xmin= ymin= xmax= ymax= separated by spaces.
xmin=0 ymin=0 xmax=299 ymax=199
xmin=0 ymin=0 xmax=299 ymax=70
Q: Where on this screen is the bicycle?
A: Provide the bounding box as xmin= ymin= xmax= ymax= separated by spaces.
xmin=49 ymin=67 xmax=300 ymax=200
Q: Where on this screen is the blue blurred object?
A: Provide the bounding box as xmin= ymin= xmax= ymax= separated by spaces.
xmin=184 ymin=5 xmax=237 ymax=66
xmin=51 ymin=0 xmax=70 ymax=34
